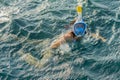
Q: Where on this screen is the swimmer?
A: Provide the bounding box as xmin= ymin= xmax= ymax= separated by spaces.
xmin=50 ymin=18 xmax=106 ymax=49
xmin=50 ymin=4 xmax=106 ymax=49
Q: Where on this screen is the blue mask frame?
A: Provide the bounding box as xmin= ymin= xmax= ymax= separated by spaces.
xmin=73 ymin=21 xmax=87 ymax=37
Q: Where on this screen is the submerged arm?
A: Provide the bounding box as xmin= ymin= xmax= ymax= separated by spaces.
xmin=91 ymin=33 xmax=106 ymax=42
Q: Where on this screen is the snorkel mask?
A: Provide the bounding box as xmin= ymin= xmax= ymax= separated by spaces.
xmin=73 ymin=20 xmax=87 ymax=37
xmin=73 ymin=2 xmax=87 ymax=37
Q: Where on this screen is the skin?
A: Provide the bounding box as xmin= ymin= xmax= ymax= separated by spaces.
xmin=91 ymin=33 xmax=106 ymax=42
xmin=50 ymin=18 xmax=78 ymax=49
xmin=50 ymin=19 xmax=106 ymax=49
xmin=50 ymin=31 xmax=75 ymax=49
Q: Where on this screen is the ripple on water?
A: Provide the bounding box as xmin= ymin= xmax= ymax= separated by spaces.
xmin=0 ymin=0 xmax=120 ymax=80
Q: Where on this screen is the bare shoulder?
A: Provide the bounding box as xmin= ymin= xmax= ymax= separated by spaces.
xmin=50 ymin=31 xmax=74 ymax=49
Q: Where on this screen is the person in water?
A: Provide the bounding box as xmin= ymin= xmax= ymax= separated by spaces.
xmin=50 ymin=18 xmax=106 ymax=49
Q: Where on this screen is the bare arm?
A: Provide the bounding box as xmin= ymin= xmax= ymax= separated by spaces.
xmin=50 ymin=36 xmax=65 ymax=49
xmin=50 ymin=31 xmax=74 ymax=49
xmin=91 ymin=33 xmax=106 ymax=42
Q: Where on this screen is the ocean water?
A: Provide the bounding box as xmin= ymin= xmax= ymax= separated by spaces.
xmin=0 ymin=0 xmax=120 ymax=80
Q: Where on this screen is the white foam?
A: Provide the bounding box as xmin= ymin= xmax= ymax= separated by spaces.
xmin=0 ymin=17 xmax=9 ymax=23
xmin=90 ymin=1 xmax=109 ymax=9
xmin=36 ymin=0 xmax=49 ymax=12
xmin=107 ymin=21 xmax=116 ymax=45
xmin=0 ymin=10 xmax=10 ymax=23
xmin=0 ymin=33 xmax=10 ymax=41
xmin=96 ymin=28 xmax=100 ymax=40
xmin=59 ymin=43 xmax=71 ymax=54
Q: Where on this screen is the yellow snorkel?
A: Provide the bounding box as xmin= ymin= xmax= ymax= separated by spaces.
xmin=73 ymin=0 xmax=87 ymax=37
xmin=76 ymin=0 xmax=83 ymax=22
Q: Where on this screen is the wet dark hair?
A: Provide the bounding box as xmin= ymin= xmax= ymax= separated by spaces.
xmin=71 ymin=32 xmax=76 ymax=38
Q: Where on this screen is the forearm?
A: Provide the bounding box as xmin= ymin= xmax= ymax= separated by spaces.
xmin=91 ymin=33 xmax=106 ymax=42
xmin=50 ymin=36 xmax=66 ymax=49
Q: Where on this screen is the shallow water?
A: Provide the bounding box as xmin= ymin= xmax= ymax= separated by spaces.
xmin=0 ymin=0 xmax=120 ymax=80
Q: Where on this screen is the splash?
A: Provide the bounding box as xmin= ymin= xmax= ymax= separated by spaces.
xmin=107 ymin=23 xmax=116 ymax=45
xmin=90 ymin=1 xmax=109 ymax=9
xmin=0 ymin=9 xmax=10 ymax=24
xmin=107 ymin=7 xmax=119 ymax=45
xmin=59 ymin=43 xmax=71 ymax=54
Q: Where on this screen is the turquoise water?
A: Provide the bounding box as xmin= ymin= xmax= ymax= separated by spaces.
xmin=0 ymin=0 xmax=120 ymax=80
